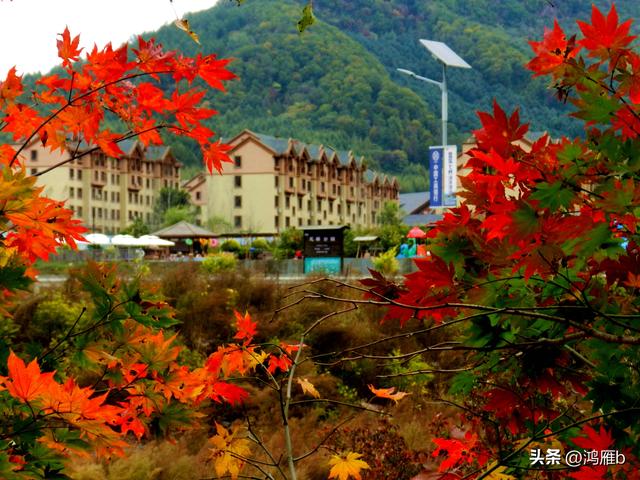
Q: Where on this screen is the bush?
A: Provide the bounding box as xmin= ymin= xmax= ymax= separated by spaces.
xmin=201 ymin=252 xmax=237 ymax=274
xmin=220 ymin=239 xmax=241 ymax=253
xmin=251 ymin=238 xmax=270 ymax=251
xmin=372 ymin=248 xmax=399 ymax=276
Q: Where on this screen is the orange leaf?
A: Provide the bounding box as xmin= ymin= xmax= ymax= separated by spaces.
xmin=202 ymin=139 xmax=233 ymax=174
xmin=233 ymin=310 xmax=257 ymax=345
xmin=3 ymin=351 xmax=55 ymax=403
xmin=368 ymin=384 xmax=409 ymax=403
xmin=0 ymin=66 xmax=23 ymax=107
xmin=57 ymin=26 xmax=83 ymax=68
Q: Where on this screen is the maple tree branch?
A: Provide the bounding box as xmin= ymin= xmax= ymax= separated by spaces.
xmin=39 ymin=306 xmax=87 ymax=361
xmin=9 ymin=69 xmax=173 ymax=167
xmin=244 ymin=414 xmax=286 ymax=480
xmin=293 ymin=415 xmax=355 ymax=462
xmin=33 ymin=125 xmax=173 ymax=177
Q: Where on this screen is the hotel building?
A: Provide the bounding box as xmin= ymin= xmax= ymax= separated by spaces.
xmin=184 ymin=130 xmax=399 ymax=235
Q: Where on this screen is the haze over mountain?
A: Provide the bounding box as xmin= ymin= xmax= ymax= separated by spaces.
xmin=124 ymin=1 xmax=640 ymax=190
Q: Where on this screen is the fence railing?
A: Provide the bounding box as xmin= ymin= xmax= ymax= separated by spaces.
xmin=46 ymin=251 xmax=419 ymax=278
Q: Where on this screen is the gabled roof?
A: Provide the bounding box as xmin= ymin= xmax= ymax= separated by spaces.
xmin=253 ymin=132 xmax=290 ymax=154
xmin=152 ymin=221 xmax=217 ymax=238
xmin=399 ymin=192 xmax=430 ymax=215
xmin=225 ymin=130 xmax=394 ymax=186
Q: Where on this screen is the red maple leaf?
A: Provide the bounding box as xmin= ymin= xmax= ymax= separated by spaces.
xmin=196 ymin=54 xmax=237 ymax=91
xmin=57 ymin=27 xmax=83 ymax=69
xmin=527 ymin=20 xmax=580 ymax=77
xmin=473 ymin=101 xmax=529 ymax=159
xmin=233 ymin=310 xmax=257 ymax=345
xmin=577 ymin=5 xmax=635 ymax=60
xmin=202 ymin=139 xmax=233 ymax=174
xmin=432 ymin=431 xmax=484 ymax=472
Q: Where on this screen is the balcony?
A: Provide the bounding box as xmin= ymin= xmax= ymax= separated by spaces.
xmin=91 ymin=173 xmax=106 ymax=187
xmin=128 ymin=177 xmax=142 ymax=191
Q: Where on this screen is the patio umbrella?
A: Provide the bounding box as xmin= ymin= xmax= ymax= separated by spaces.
xmin=111 ymin=234 xmax=141 ymax=246
xmin=137 ymin=235 xmax=175 ymax=247
xmin=407 ymin=226 xmax=427 ymax=239
xmin=84 ymin=233 xmax=111 ymax=245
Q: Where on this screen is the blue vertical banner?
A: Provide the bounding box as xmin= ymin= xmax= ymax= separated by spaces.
xmin=443 ymin=145 xmax=458 ymax=207
xmin=429 ymin=146 xmax=443 ymax=207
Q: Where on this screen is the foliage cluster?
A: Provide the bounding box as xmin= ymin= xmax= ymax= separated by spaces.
xmin=201 ymin=251 xmax=238 ymax=274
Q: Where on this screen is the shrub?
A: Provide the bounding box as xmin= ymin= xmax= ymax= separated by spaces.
xmin=220 ymin=239 xmax=241 ymax=253
xmin=251 ymin=238 xmax=270 ymax=251
xmin=371 ymin=248 xmax=399 ymax=276
xmin=201 ymin=252 xmax=237 ymax=274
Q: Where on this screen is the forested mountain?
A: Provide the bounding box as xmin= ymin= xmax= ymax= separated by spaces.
xmin=121 ymin=2 xmax=640 ymax=190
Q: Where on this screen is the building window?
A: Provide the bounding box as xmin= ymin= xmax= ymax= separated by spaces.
xmin=234 ymin=156 xmax=242 ymax=168
xmin=101 ymin=171 xmax=107 ymax=182
xmin=234 ymin=215 xmax=242 ymax=228
xmin=298 ymin=218 xmax=302 ymax=226
xmin=29 ymin=150 xmax=37 ymax=161
xmin=285 ymin=195 xmax=290 ymax=208
xmin=285 ymin=217 xmax=290 ymax=227
xmin=77 ymin=169 xmax=82 ymax=180
xmin=275 ymin=176 xmax=279 ymax=187
xmin=196 ymin=191 xmax=201 ymax=201
xmin=289 ymin=177 xmax=294 ymax=188
xmin=275 ymin=196 xmax=279 ymax=207
xmin=69 ymin=187 xmax=74 ymax=198
xmin=274 ymin=216 xmax=279 ymax=228
xmin=146 ymin=178 xmax=150 ymax=188
xmin=77 ymin=188 xmax=82 ymax=199
xmin=77 ymin=206 xmax=83 ymax=216
xmin=30 ymin=168 xmax=37 ymax=175
xmin=234 ymin=195 xmax=242 ymax=208
xmin=321 ymin=182 xmax=325 ymax=192
xmin=301 ymin=179 xmax=305 ymax=190
xmin=234 ymin=176 xmax=242 ymax=187
xmin=298 ymin=197 xmax=302 ymax=209
xmin=69 ymin=169 xmax=74 ymax=179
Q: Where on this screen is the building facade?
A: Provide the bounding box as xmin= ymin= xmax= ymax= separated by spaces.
xmin=23 ymin=140 xmax=181 ymax=234
xmin=184 ymin=130 xmax=399 ymax=235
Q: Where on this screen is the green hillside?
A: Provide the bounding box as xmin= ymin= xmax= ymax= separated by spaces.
xmin=151 ymin=0 xmax=441 ymax=191
xmin=103 ymin=1 xmax=640 ymax=191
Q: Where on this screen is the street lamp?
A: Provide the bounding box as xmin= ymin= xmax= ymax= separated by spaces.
xmin=397 ymin=40 xmax=471 ymax=148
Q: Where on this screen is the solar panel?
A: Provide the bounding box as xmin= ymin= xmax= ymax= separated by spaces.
xmin=419 ymin=40 xmax=471 ymax=69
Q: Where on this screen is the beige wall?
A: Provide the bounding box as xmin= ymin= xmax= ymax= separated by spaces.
xmin=188 ymin=132 xmax=399 ymax=235
xmin=23 ymin=142 xmax=181 ymax=234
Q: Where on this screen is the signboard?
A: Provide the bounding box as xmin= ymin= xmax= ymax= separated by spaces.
xmin=304 ymin=257 xmax=342 ymax=275
xmin=302 ymin=226 xmax=347 ymax=275
xmin=429 ymin=145 xmax=457 ymax=208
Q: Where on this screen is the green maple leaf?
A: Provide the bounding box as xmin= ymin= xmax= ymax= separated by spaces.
xmin=530 ymin=181 xmax=575 ymax=210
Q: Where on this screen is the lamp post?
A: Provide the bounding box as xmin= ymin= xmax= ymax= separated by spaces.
xmin=397 ymin=40 xmax=471 ymax=148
